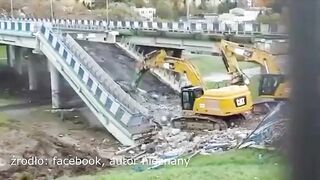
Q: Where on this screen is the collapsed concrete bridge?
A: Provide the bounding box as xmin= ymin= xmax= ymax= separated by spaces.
xmin=0 ymin=19 xmax=158 ymax=145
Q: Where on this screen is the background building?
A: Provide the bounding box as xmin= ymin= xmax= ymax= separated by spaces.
xmin=134 ymin=7 xmax=156 ymax=21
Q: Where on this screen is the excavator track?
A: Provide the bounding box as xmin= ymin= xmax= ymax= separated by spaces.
xmin=171 ymin=115 xmax=229 ymax=131
xmin=170 ymin=103 xmax=282 ymax=131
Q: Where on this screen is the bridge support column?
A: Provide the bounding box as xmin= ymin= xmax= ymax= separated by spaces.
xmin=7 ymin=45 xmax=15 ymax=68
xmin=106 ymin=31 xmax=119 ymax=43
xmin=27 ymin=53 xmax=39 ymax=91
xmin=173 ymin=50 xmax=182 ymax=58
xmin=14 ymin=47 xmax=24 ymax=75
xmin=49 ymin=62 xmax=62 ymax=109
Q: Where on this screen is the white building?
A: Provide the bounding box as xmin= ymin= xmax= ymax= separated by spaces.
xmin=134 ymin=7 xmax=156 ymax=21
xmin=219 ymin=8 xmax=260 ymax=22
xmin=188 ymin=0 xmax=222 ymax=7
xmin=247 ymin=0 xmax=254 ymax=7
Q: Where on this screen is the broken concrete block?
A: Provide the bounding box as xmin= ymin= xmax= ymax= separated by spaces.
xmin=160 ymin=116 xmax=168 ymax=125
xmin=151 ymin=94 xmax=160 ymax=100
xmin=142 ymin=143 xmax=156 ymax=153
xmin=129 ymin=150 xmax=135 ymax=155
xmin=161 ymin=148 xmax=185 ymax=159
xmin=171 ymin=128 xmax=181 ymax=136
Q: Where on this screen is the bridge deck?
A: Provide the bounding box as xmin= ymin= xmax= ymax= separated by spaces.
xmin=77 ymin=40 xmax=174 ymax=94
xmin=76 ymin=40 xmax=181 ymax=122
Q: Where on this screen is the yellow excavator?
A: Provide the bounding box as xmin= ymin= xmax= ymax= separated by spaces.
xmin=132 ymin=50 xmax=253 ymax=130
xmin=220 ymin=39 xmax=289 ymax=100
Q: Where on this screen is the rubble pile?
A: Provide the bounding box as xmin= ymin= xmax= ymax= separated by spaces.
xmin=152 ymin=127 xmax=251 ymax=156
xmin=115 ymin=127 xmax=252 ymax=166
xmin=109 ymin=103 xmax=291 ymax=172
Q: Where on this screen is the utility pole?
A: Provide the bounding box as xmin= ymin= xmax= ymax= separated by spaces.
xmin=10 ymin=0 xmax=13 ymax=18
xmin=186 ymin=0 xmax=190 ymax=20
xmin=50 ymin=0 xmax=54 ymax=19
xmin=106 ymin=0 xmax=109 ymax=29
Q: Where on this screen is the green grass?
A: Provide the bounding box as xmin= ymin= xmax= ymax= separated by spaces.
xmin=0 ymin=91 xmax=19 ymax=106
xmin=63 ymin=149 xmax=286 ymax=180
xmin=0 ymin=112 xmax=10 ymax=130
xmin=0 ymin=99 xmax=17 ymax=106
xmin=0 ymin=46 xmax=6 ymax=58
xmin=0 ymin=46 xmax=7 ymax=66
xmin=188 ymin=54 xmax=257 ymax=76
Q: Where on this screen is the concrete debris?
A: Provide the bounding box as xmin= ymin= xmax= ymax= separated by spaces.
xmin=151 ymin=93 xmax=160 ymax=100
xmin=108 ymin=102 xmax=289 ymax=171
xmin=160 ymin=116 xmax=169 ymax=125
xmin=116 ymin=127 xmax=251 ymax=167
xmin=115 ymin=144 xmax=141 ymax=155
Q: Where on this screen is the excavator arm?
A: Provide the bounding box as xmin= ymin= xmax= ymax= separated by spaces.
xmin=220 ymin=40 xmax=281 ymax=74
xmin=220 ymin=40 xmax=289 ymax=99
xmin=132 ymin=50 xmax=205 ymax=89
xmin=220 ymin=42 xmax=250 ymax=86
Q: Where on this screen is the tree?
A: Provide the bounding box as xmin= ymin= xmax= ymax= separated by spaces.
xmin=133 ymin=0 xmax=146 ymax=8
xmin=254 ymin=0 xmax=289 ymax=13
xmin=217 ymin=1 xmax=237 ymax=14
xmin=155 ymin=1 xmax=173 ymax=19
xmin=200 ymin=0 xmax=206 ymax=10
xmin=256 ymin=13 xmax=280 ymax=24
xmin=108 ymin=4 xmax=140 ymax=20
xmin=254 ymin=0 xmax=275 ymax=7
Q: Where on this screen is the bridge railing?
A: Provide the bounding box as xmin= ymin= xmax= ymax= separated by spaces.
xmin=2 ymin=17 xmax=288 ymax=35
xmin=0 ymin=19 xmax=37 ymax=33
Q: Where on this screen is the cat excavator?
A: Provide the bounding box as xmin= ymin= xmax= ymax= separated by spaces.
xmin=132 ymin=50 xmax=253 ymax=130
xmin=220 ymin=39 xmax=290 ymax=100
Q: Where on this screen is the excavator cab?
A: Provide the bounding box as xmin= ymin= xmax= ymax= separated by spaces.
xmin=181 ymin=86 xmax=204 ymax=110
xmin=259 ymin=74 xmax=288 ymax=99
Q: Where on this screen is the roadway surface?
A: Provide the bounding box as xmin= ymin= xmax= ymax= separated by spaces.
xmin=76 ymin=40 xmax=174 ymax=95
xmin=76 ymin=40 xmax=181 ymax=122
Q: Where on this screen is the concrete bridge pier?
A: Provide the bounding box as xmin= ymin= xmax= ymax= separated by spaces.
xmin=14 ymin=47 xmax=24 ymax=75
xmin=27 ymin=53 xmax=40 ymax=91
xmin=6 ymin=45 xmax=25 ymax=75
xmin=105 ymin=31 xmax=119 ymax=43
xmin=49 ymin=62 xmax=62 ymax=109
xmin=6 ymin=45 xmax=15 ymax=68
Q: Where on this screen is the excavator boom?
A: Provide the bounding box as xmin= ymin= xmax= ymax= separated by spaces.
xmin=220 ymin=40 xmax=281 ymax=74
xmin=220 ymin=40 xmax=289 ymax=100
xmin=132 ymin=50 xmax=205 ymax=89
